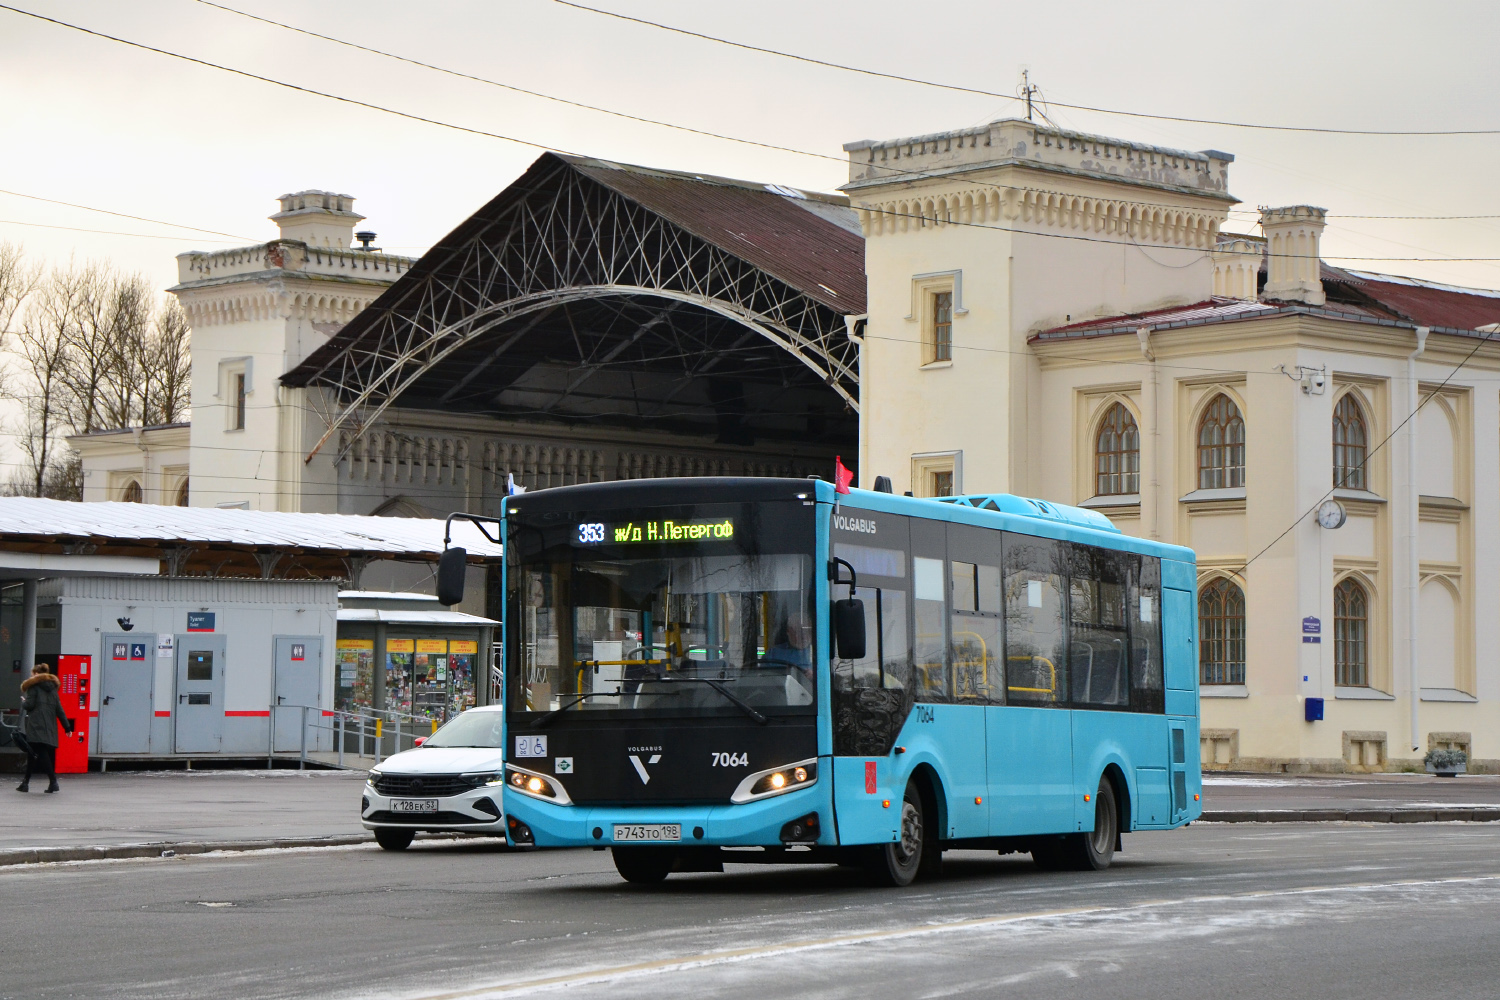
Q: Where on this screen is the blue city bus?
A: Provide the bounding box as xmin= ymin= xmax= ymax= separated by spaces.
xmin=495 ymin=477 xmax=1201 ymax=886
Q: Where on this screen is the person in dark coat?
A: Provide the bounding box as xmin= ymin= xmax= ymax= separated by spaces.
xmin=19 ymin=664 xmax=72 ymax=793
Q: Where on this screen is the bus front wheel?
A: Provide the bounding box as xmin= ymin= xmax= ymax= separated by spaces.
xmin=865 ymin=783 xmax=925 ymax=887
xmin=612 ymin=846 xmax=676 ymax=884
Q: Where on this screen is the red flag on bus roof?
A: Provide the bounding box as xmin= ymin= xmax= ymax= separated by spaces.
xmin=834 ymin=456 xmax=853 ymax=494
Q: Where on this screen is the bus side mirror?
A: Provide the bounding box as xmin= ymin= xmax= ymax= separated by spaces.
xmin=437 ymin=547 xmax=467 ymax=606
xmin=832 ymin=599 xmax=866 ymax=660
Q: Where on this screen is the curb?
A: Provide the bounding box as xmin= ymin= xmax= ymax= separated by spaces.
xmin=1201 ymin=807 xmax=1500 ymax=823
xmin=0 ymin=831 xmax=498 ymax=868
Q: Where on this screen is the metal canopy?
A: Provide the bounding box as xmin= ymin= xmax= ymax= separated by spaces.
xmin=283 ymin=154 xmax=865 ymax=464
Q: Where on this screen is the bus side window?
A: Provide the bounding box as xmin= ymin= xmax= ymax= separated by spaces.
xmin=913 ymin=556 xmax=947 ymax=701
xmin=1131 ymin=557 xmax=1165 ymax=713
xmin=879 ymin=589 xmax=910 ymax=691
xmin=948 ymin=523 xmax=1004 ymax=704
xmin=1002 ymin=534 xmax=1068 ymax=706
xmin=1068 ymin=544 xmax=1131 ymax=708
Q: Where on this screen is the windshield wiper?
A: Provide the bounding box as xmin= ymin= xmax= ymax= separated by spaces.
xmin=661 ymin=677 xmax=768 ymax=725
xmin=532 ymin=689 xmax=677 ymax=728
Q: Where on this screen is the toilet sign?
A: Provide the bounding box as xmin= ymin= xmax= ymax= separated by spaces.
xmin=186 ymin=612 xmax=215 ymax=632
xmin=1302 ymin=616 xmax=1321 ymax=644
xmin=290 ymin=643 xmax=305 ymax=661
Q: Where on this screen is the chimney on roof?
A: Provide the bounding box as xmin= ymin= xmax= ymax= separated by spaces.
xmin=1212 ymin=236 xmax=1262 ymax=301
xmin=270 ymin=190 xmax=364 ymax=249
xmin=1259 ymin=205 xmax=1327 ymax=305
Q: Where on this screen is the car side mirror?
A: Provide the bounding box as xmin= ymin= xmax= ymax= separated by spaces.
xmin=413 ymin=736 xmax=427 ymax=747
xmin=832 ymin=599 xmax=866 ymax=660
xmin=436 ymin=547 xmax=467 ymax=606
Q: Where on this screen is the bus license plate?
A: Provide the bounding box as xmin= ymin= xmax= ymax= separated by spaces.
xmin=391 ymin=799 xmax=438 ymax=814
xmin=613 ymin=824 xmax=681 ymax=842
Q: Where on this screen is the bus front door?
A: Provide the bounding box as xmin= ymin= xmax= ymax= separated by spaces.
xmin=987 ymin=705 xmax=1075 ymax=836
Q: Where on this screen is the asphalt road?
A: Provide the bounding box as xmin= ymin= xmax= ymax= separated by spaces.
xmin=3 ymin=822 xmax=1498 ymax=1000
xmin=7 ymin=769 xmax=1498 ymax=853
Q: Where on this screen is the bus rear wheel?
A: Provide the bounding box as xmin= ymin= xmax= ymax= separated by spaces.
xmin=1033 ymin=777 xmax=1118 ymax=872
xmin=612 ymin=846 xmax=677 ymax=884
xmin=865 ymin=783 xmax=925 ymax=887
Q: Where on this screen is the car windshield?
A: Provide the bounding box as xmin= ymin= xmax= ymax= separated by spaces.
xmin=508 ymin=501 xmax=816 ymax=720
xmin=423 ymin=710 xmax=504 ymax=748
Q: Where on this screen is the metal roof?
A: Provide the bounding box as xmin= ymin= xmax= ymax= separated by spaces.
xmin=0 ymin=498 xmax=503 ymax=559
xmin=336 ymin=608 xmax=498 ymax=627
xmin=279 ymin=152 xmax=859 ymax=456
xmin=566 ymin=156 xmax=866 ymax=313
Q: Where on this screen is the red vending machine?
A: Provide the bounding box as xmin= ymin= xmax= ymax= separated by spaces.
xmin=55 ymin=654 xmax=91 ymax=774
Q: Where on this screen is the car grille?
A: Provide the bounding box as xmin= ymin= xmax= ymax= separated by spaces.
xmin=373 ymin=774 xmax=474 ymax=797
xmin=365 ymin=810 xmax=496 ymax=825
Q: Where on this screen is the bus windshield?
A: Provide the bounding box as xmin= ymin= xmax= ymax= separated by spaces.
xmin=507 ymin=502 xmax=816 ymax=720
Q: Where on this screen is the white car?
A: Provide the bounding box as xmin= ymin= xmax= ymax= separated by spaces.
xmin=361 ymin=705 xmax=508 ymax=850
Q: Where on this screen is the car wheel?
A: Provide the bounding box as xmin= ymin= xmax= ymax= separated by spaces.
xmin=865 ymin=782 xmax=925 ymax=887
xmin=374 ymin=827 xmax=415 ymax=851
xmin=611 ymin=846 xmax=677 ymax=884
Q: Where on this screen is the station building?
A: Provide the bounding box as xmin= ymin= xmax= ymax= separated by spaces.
xmin=843 ymin=118 xmax=1500 ymax=772
xmin=64 ymin=122 xmax=1500 ymax=773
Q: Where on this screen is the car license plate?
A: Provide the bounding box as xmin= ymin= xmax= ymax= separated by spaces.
xmin=391 ymin=799 xmax=439 ymax=814
xmin=613 ymin=823 xmax=681 ymax=842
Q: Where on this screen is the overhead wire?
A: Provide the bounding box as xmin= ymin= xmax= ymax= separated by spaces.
xmin=0 ymin=219 xmax=244 ymax=242
xmin=6 ymin=5 xmax=1500 ymax=264
xmin=6 ymin=2 xmax=1500 ymax=553
xmin=188 ymin=0 xmax=830 ymax=165
xmin=1232 ymin=324 xmax=1500 ymax=576
xmin=0 ymin=189 xmax=256 ymax=241
xmin=547 ymin=0 xmax=1500 ymax=137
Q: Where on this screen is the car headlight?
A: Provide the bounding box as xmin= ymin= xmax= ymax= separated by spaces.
xmin=504 ymin=765 xmax=572 ymax=805
xmin=366 ymin=769 xmax=382 ymax=786
xmin=731 ymin=759 xmax=817 ymax=803
xmin=461 ymin=771 xmax=506 ymax=788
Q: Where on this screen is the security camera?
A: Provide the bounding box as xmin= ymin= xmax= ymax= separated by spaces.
xmin=1300 ymin=371 xmax=1327 ymax=395
xmin=117 ymin=617 xmax=134 ymax=632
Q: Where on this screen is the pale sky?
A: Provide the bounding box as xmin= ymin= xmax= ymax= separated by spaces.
xmin=3 ymin=0 xmax=1499 ymax=302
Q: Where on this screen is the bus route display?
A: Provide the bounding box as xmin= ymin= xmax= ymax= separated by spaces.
xmin=576 ymin=517 xmax=734 ymax=545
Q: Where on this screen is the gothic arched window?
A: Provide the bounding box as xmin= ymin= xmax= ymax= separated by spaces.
xmin=1333 ymin=395 xmax=1368 ymax=490
xmin=1094 ymin=403 xmax=1140 ymax=496
xmin=121 ymin=480 xmax=143 ymax=503
xmin=1199 ymin=578 xmax=1246 ymax=685
xmin=1335 ymin=578 xmax=1369 ymax=687
xmin=1198 ymin=394 xmax=1246 ymax=489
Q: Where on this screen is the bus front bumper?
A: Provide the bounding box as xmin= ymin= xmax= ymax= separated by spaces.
xmin=503 ymin=782 xmax=834 ymax=848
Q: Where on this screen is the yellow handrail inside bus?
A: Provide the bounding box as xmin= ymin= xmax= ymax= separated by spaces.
xmin=1006 ymin=655 xmax=1058 ymax=697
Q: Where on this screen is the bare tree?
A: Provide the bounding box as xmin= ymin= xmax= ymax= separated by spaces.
xmin=0 ymin=241 xmax=39 ymax=341
xmin=2 ymin=247 xmax=192 ymax=499
xmin=9 ymin=264 xmax=81 ymax=495
xmin=142 ymin=296 xmax=191 ymax=425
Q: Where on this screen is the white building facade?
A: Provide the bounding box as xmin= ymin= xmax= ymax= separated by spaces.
xmin=845 ymin=118 xmax=1500 ymax=772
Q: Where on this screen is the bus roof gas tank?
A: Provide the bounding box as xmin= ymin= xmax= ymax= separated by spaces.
xmin=935 ymin=494 xmax=1121 ymax=534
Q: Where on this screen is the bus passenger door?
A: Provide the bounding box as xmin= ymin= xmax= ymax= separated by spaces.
xmin=987 ymin=706 xmax=1074 ymax=835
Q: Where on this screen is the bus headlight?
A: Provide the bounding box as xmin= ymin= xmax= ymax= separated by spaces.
xmin=732 ymin=759 xmax=818 ymax=803
xmin=504 ymin=765 xmax=572 ymax=805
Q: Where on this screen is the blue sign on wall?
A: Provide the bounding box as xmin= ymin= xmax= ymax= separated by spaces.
xmin=186 ymin=612 xmax=216 ymax=632
xmin=1302 ymin=616 xmax=1321 ymax=633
